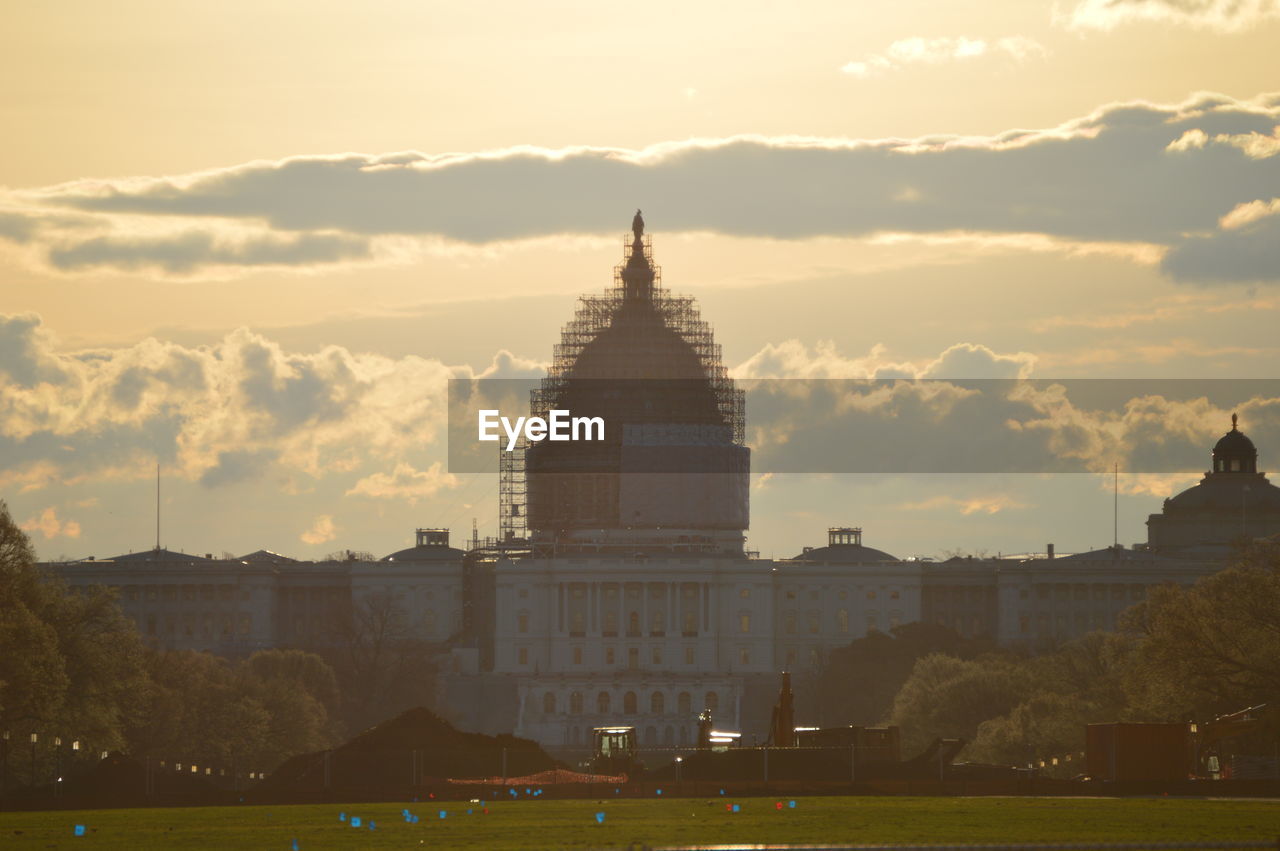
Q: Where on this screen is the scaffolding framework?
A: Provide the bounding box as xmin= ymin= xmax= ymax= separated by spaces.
xmin=531 ymin=233 xmax=746 ymax=445
xmin=498 ymin=434 xmax=527 ymax=542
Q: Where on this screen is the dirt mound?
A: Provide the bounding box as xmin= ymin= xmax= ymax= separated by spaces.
xmin=255 ymin=706 xmax=558 ymax=802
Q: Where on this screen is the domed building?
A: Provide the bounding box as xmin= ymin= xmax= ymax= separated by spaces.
xmin=1147 ymin=414 xmax=1280 ymax=550
xmin=523 ymin=210 xmax=749 ymax=555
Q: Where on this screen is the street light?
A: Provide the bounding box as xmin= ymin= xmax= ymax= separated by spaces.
xmin=29 ymin=733 xmax=38 ymax=789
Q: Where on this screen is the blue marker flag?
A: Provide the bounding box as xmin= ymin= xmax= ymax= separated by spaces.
xmin=291 ymin=840 xmax=299 ymax=851
xmin=369 ymin=820 xmax=376 ymax=830
xmin=789 ymin=800 xmax=796 ymax=808
xmin=350 ymin=817 xmax=361 ymax=828
xmin=595 ymin=812 xmax=605 ymax=824
xmin=74 ymin=825 xmax=86 ymax=837
xmin=732 ymin=804 xmax=741 ymax=813
xmin=339 ymin=813 xmax=346 ymax=822
xmin=439 ymin=810 xmax=447 ymax=819
xmin=656 ymin=788 xmax=663 ymax=795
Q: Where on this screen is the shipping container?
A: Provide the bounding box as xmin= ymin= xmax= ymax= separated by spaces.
xmin=1086 ymin=722 xmax=1191 ymax=782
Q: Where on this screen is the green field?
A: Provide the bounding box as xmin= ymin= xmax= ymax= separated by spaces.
xmin=1 ymin=796 xmax=1277 ymax=850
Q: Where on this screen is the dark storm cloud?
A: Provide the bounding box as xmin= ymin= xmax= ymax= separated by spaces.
xmin=1161 ymin=208 xmax=1280 ymax=282
xmin=46 ymin=231 xmax=371 ymax=274
xmin=8 ymin=92 xmax=1280 ymax=280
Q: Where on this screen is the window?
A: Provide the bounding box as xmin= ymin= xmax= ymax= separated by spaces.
xmin=806 ymin=613 xmax=819 ymax=634
xmin=605 ymin=646 xmax=615 ymax=665
xmin=837 ymin=609 xmax=849 ymax=634
xmin=866 ymin=590 xmax=877 ymax=600
xmin=518 ymin=588 xmax=529 ymax=599
xmin=543 ymin=692 xmax=556 ymax=714
xmin=517 ymin=647 xmax=529 ymax=665
xmin=624 ymin=691 xmax=638 ymax=714
xmin=866 ymin=614 xmax=878 ymax=634
xmin=785 ymin=590 xmax=796 ymax=600
xmin=572 ymin=646 xmax=583 ymax=665
xmin=652 ymin=646 xmax=662 ymax=665
xmin=238 ymin=613 xmax=251 ymax=635
xmin=126 ymin=585 xmax=139 ymax=602
xmin=219 ymin=585 xmax=233 ymax=601
xmin=739 ymin=613 xmax=751 ymax=633
xmin=146 ymin=615 xmax=156 ymax=635
xmin=739 ymin=587 xmax=751 ymax=599
xmin=651 ymin=691 xmax=665 ymax=714
xmin=1019 ymin=615 xmax=1030 ymax=634
xmin=628 ymin=647 xmax=639 ymax=670
xmin=838 ymin=589 xmax=848 ymax=600
xmin=597 ymin=692 xmax=611 ymax=714
xmin=570 ymin=692 xmax=583 ymax=714
xmin=603 ymin=611 xmax=617 ymax=636
xmin=628 ymin=611 xmax=641 ymax=637
xmin=738 ymin=647 xmax=751 ymax=665
xmin=200 ymin=585 xmax=214 ymax=601
xmin=784 ymin=611 xmax=797 ymax=634
xmin=678 ymin=691 xmax=692 ymax=715
xmin=704 ymin=691 xmax=719 ymax=713
xmin=890 ymin=590 xmax=900 ymax=600
xmin=182 ymin=585 xmax=195 ymax=602
xmin=517 ymin=612 xmax=530 ymax=633
xmin=682 ymin=612 xmax=697 ymax=635
xmin=684 ymin=646 xmax=695 ymax=665
xmin=651 ymin=610 xmax=665 ymax=635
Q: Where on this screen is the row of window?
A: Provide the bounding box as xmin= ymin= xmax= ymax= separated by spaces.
xmin=516 ymin=645 xmax=759 ymax=667
xmin=544 ymin=689 xmax=720 ymax=717
xmin=1023 ymin=583 xmax=1150 ymax=602
xmin=143 ymin=612 xmax=252 ymax=639
xmin=121 ymin=584 xmax=253 ymax=603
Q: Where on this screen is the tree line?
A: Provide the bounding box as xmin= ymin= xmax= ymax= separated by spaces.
xmin=816 ymin=539 xmax=1280 ymax=771
xmin=0 ymin=501 xmax=441 ymax=785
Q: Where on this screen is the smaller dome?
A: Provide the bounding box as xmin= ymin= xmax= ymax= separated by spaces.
xmin=1214 ymin=429 xmax=1256 ymax=456
xmin=791 ymin=527 xmax=897 ymax=563
xmin=1211 ymin=413 xmax=1258 ymax=474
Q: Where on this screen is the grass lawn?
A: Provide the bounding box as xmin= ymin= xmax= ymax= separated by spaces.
xmin=1 ymin=795 xmax=1277 ymax=850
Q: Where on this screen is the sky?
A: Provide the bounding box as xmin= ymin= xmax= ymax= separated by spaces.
xmin=2 ymin=0 xmax=1279 ymax=562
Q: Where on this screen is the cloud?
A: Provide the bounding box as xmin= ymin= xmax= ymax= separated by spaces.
xmin=1064 ymin=0 xmax=1280 ymax=32
xmin=47 ymin=230 xmax=370 ymax=275
xmin=841 ymin=35 xmax=1045 ymax=77
xmin=346 ymin=461 xmax=459 ymax=504
xmin=897 ymin=494 xmax=1027 ymax=515
xmin=724 ymin=340 xmax=1280 ymax=475
xmin=21 ymin=506 xmax=81 ymax=539
xmin=300 ymin=514 xmax=336 ymax=545
xmin=0 ymin=312 xmax=493 ymax=492
xmin=2 ymin=92 xmax=1277 ymax=282
xmin=733 ymin=341 xmax=1035 ymax=380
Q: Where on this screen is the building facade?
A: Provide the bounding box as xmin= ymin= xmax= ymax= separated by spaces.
xmin=42 ymin=217 xmax=1280 ymax=754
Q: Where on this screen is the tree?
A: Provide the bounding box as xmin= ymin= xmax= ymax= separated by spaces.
xmin=317 ymin=590 xmax=442 ymax=734
xmin=814 ymin=622 xmax=999 ymax=727
xmin=0 ymin=500 xmax=147 ymax=758
xmin=1123 ymin=539 xmax=1280 ymax=719
xmin=887 ymin=652 xmax=1032 ymax=755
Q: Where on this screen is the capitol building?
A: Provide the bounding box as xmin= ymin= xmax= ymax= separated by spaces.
xmin=45 ymin=214 xmax=1280 ymax=754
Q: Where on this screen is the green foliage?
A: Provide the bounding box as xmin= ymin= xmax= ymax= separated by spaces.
xmin=127 ymin=648 xmax=342 ymax=771
xmin=0 ymin=500 xmax=147 ymax=756
xmin=1122 ymin=539 xmax=1280 ymax=719
xmin=814 ymin=622 xmax=999 ymax=727
xmin=887 ymin=652 xmax=1032 ymax=755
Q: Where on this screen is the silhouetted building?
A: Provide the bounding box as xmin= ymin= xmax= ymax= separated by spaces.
xmin=1147 ymin=414 xmax=1280 ymax=551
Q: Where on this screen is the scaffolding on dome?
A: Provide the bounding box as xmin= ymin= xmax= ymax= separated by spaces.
xmin=530 ymin=233 xmax=746 ymax=445
xmin=498 ymin=434 xmax=527 ymax=542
